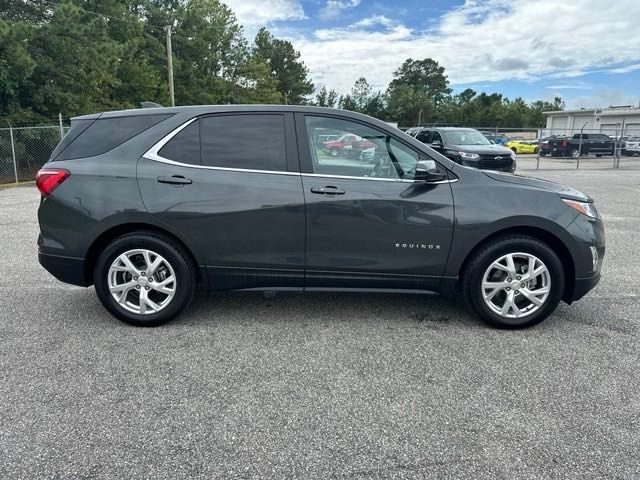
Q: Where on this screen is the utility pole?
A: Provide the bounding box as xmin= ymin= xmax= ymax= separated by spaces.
xmin=165 ymin=25 xmax=175 ymax=107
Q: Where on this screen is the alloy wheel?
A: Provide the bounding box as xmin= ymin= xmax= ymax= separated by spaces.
xmin=107 ymin=249 xmax=177 ymax=315
xmin=481 ymin=252 xmax=551 ymax=319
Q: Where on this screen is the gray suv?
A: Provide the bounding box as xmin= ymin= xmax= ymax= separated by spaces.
xmin=36 ymin=106 xmax=604 ymax=328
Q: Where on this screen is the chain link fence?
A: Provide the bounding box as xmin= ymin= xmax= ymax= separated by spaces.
xmin=0 ymin=124 xmax=69 ymax=185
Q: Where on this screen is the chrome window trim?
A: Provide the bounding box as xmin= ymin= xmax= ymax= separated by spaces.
xmin=301 ymin=173 xmax=457 ymax=184
xmin=142 ymin=117 xmax=299 ymax=177
xmin=142 ymin=117 xmax=457 ymax=184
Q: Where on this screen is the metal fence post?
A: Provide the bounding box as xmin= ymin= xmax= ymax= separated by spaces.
xmin=58 ymin=113 xmax=64 ymax=140
xmin=8 ymin=123 xmax=18 ymax=184
xmin=535 ymin=124 xmax=542 ymax=169
xmin=576 ymin=122 xmax=587 ymax=169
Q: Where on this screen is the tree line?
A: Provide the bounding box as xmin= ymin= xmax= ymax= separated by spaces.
xmin=0 ymin=0 xmax=563 ymax=127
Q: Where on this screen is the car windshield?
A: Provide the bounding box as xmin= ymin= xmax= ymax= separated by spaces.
xmin=444 ymin=129 xmax=491 ymax=145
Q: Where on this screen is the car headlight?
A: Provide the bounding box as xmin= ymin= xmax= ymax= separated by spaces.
xmin=459 ymin=152 xmax=480 ymax=160
xmin=562 ymin=199 xmax=600 ymax=219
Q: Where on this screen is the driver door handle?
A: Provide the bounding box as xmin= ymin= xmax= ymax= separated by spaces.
xmin=157 ymin=175 xmax=192 ymax=185
xmin=310 ymin=186 xmax=345 ymax=195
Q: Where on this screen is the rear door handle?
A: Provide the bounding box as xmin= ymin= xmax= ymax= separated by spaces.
xmin=157 ymin=175 xmax=192 ymax=185
xmin=310 ymin=186 xmax=345 ymax=195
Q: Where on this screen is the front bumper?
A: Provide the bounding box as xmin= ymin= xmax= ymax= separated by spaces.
xmin=572 ymin=272 xmax=601 ymax=302
xmin=39 ymin=252 xmax=89 ymax=287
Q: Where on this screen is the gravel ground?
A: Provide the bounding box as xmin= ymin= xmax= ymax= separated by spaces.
xmin=1 ymin=161 xmax=639 ymax=479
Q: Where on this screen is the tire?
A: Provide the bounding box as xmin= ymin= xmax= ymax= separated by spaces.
xmin=94 ymin=232 xmax=197 ymax=327
xmin=540 ymin=152 xmax=547 ymax=156
xmin=511 ymin=147 xmax=517 ymax=153
xmin=596 ymin=154 xmax=603 ymax=158
xmin=462 ymin=235 xmax=565 ymax=329
xmin=533 ymin=147 xmax=538 ymax=154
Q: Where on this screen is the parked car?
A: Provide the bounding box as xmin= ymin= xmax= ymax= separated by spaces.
xmin=414 ymin=127 xmax=516 ymax=172
xmin=539 ymin=133 xmax=614 ymax=157
xmin=624 ymin=136 xmax=640 ymax=155
xmin=37 ymin=105 xmax=604 ymax=329
xmin=480 ymin=131 xmax=509 ymax=144
xmin=503 ymin=139 xmax=538 ymax=154
xmin=323 ymin=133 xmax=375 ymax=157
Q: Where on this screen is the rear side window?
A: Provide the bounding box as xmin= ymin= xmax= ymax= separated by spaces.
xmin=158 ymin=121 xmax=201 ymax=165
xmin=200 ymin=114 xmax=286 ymax=171
xmin=56 ymin=114 xmax=171 ymax=160
xmin=50 ymin=119 xmax=94 ymax=160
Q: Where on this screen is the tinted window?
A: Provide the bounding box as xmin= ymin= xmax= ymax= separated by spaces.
xmin=200 ymin=114 xmax=286 ymax=171
xmin=50 ymin=119 xmax=94 ymax=160
xmin=415 ymin=130 xmax=431 ymax=143
xmin=305 ymin=116 xmax=419 ymax=180
xmin=57 ymin=114 xmax=171 ymax=160
xmin=158 ymin=121 xmax=201 ymax=165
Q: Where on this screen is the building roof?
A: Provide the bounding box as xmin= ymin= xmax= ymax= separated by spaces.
xmin=544 ymin=106 xmax=640 ymax=116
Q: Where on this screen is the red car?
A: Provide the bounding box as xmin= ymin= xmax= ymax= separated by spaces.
xmin=323 ymin=133 xmax=375 ymax=157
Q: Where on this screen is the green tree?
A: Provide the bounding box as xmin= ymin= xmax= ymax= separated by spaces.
xmin=315 ymin=86 xmax=339 ymax=107
xmin=253 ymin=27 xmax=314 ymax=104
xmin=386 ymin=58 xmax=451 ymax=126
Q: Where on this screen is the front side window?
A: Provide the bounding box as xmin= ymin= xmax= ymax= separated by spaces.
xmin=200 ymin=114 xmax=286 ymax=171
xmin=304 ymin=116 xmax=419 ymax=180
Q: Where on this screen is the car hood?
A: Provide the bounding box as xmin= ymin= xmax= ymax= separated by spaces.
xmin=449 ymin=144 xmax=513 ymax=155
xmin=483 ymin=171 xmax=591 ymax=202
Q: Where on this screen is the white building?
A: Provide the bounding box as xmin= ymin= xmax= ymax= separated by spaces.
xmin=543 ymin=106 xmax=640 ymax=137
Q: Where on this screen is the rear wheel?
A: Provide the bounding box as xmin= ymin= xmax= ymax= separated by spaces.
xmin=462 ymin=236 xmax=564 ymax=328
xmin=94 ymin=232 xmax=196 ymax=326
xmin=511 ymin=147 xmax=518 ymax=153
xmin=533 ymin=147 xmax=539 ymax=154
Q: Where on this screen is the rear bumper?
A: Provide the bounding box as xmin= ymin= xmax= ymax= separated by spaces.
xmin=39 ymin=252 xmax=89 ymax=287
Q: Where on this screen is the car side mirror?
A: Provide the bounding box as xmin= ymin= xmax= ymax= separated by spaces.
xmin=414 ymin=160 xmax=447 ymax=183
xmin=430 ymin=140 xmax=443 ymax=148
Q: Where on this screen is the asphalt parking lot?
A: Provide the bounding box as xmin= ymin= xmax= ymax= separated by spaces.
xmin=1 ymin=158 xmax=639 ymax=479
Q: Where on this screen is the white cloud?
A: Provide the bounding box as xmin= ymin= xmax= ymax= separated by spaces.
xmin=320 ymin=0 xmax=361 ymax=19
xmin=546 ymin=84 xmax=593 ymax=90
xmin=608 ymin=63 xmax=640 ymax=74
xmin=286 ymin=0 xmax=640 ymax=93
xmin=222 ymin=0 xmax=305 ymax=26
xmin=352 ymin=15 xmax=395 ymax=29
xmin=561 ymin=89 xmax=639 ymax=109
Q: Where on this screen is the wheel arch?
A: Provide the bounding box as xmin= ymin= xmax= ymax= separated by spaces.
xmin=455 ymin=225 xmax=576 ymax=303
xmin=83 ymin=223 xmax=204 ymax=287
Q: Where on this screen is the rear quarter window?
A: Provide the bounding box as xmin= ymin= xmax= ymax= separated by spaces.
xmin=55 ymin=114 xmax=172 ymax=160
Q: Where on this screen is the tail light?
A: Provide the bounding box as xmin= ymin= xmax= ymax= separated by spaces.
xmin=36 ymin=168 xmax=70 ymax=196
xmin=560 ymin=140 xmax=568 ymax=147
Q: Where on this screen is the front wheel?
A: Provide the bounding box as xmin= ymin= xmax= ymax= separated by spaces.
xmin=462 ymin=236 xmax=565 ymax=328
xmin=94 ymin=232 xmax=196 ymax=326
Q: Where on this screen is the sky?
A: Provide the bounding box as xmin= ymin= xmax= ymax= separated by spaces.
xmin=221 ymin=0 xmax=640 ymax=109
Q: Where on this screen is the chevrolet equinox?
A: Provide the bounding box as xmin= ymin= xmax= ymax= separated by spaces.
xmin=36 ymin=106 xmax=604 ymax=328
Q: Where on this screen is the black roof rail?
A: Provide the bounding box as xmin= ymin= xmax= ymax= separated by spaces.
xmin=140 ymin=101 xmax=163 ymax=108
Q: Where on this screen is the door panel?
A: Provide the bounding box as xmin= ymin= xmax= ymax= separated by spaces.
xmin=137 ymin=113 xmax=305 ymax=291
xmin=302 ymin=176 xmax=453 ymax=290
xmin=297 ymin=113 xmax=454 ymax=291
